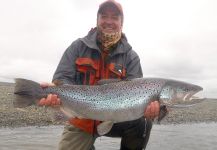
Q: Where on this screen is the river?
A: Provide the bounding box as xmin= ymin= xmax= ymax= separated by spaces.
xmin=0 ymin=123 xmax=216 ymax=150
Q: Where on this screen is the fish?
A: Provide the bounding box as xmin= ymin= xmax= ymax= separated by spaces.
xmin=14 ymin=78 xmax=203 ymax=135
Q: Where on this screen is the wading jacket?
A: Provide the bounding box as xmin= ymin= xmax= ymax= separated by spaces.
xmin=52 ymin=28 xmax=143 ymax=134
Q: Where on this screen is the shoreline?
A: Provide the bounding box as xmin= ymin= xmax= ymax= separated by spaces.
xmin=1 ymin=83 xmax=217 ymax=128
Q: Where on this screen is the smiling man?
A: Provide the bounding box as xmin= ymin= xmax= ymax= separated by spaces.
xmin=39 ymin=0 xmax=160 ymax=149
xmin=96 ymin=1 xmax=123 ymax=51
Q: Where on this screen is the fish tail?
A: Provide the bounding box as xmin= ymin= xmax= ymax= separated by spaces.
xmin=14 ymin=78 xmax=46 ymax=108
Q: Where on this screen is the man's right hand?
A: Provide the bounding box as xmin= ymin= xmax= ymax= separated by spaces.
xmin=38 ymin=82 xmax=61 ymax=106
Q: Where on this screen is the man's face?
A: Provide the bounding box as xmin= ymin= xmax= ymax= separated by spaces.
xmin=97 ymin=6 xmax=122 ymax=33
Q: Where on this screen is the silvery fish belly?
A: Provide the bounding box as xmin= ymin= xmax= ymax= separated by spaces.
xmin=46 ymin=78 xmax=203 ymax=122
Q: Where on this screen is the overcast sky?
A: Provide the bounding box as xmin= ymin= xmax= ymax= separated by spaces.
xmin=0 ymin=0 xmax=216 ymax=98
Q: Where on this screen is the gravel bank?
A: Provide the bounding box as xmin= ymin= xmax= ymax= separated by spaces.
xmin=0 ymin=82 xmax=217 ymax=127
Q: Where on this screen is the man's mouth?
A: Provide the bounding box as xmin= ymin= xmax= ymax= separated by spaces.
xmin=102 ymin=27 xmax=116 ymax=33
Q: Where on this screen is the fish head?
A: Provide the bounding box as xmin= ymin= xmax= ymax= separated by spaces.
xmin=159 ymin=80 xmax=203 ymax=107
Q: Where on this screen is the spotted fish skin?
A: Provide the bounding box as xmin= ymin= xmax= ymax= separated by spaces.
xmin=14 ymin=78 xmax=203 ymax=122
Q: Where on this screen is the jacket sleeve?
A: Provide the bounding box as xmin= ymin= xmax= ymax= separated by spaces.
xmin=52 ymin=40 xmax=80 ymax=85
xmin=125 ymin=50 xmax=143 ymax=79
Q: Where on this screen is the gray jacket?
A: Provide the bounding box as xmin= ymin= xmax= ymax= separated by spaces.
xmin=53 ymin=28 xmax=143 ymax=85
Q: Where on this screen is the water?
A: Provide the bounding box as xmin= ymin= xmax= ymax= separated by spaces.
xmin=0 ymin=123 xmax=217 ymax=150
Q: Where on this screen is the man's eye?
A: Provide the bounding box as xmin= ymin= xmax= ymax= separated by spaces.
xmin=101 ymin=15 xmax=107 ymax=19
xmin=112 ymin=16 xmax=119 ymax=20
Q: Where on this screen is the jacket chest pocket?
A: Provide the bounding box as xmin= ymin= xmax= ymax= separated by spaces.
xmin=75 ymin=58 xmax=100 ymax=85
xmin=105 ymin=63 xmax=126 ymax=79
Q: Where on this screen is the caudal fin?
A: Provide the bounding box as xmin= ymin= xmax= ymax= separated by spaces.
xmin=14 ymin=78 xmax=45 ymax=108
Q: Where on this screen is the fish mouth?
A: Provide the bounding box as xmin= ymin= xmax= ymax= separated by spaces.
xmin=170 ymin=98 xmax=205 ymax=108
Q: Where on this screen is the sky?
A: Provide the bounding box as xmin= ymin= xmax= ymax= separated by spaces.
xmin=0 ymin=0 xmax=217 ymax=98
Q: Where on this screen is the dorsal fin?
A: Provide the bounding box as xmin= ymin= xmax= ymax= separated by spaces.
xmin=97 ymin=79 xmax=122 ymax=85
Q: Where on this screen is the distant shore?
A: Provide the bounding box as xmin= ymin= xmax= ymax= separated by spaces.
xmin=1 ymin=82 xmax=217 ymax=128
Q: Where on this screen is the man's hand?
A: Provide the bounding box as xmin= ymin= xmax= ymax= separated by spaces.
xmin=38 ymin=82 xmax=61 ymax=106
xmin=144 ymin=101 xmax=160 ymax=120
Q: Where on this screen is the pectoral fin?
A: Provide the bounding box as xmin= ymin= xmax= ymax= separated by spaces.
xmin=97 ymin=121 xmax=114 ymax=135
xmin=157 ymin=105 xmax=168 ymax=123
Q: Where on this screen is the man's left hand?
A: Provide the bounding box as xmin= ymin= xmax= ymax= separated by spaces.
xmin=144 ymin=101 xmax=160 ymax=120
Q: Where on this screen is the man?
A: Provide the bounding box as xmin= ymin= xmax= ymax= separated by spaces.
xmin=40 ymin=0 xmax=160 ymax=149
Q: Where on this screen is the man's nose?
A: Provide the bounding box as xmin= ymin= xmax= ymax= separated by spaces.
xmin=104 ymin=16 xmax=114 ymax=23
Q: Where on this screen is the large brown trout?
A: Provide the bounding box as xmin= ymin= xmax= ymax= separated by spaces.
xmin=14 ymin=78 xmax=203 ymax=134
